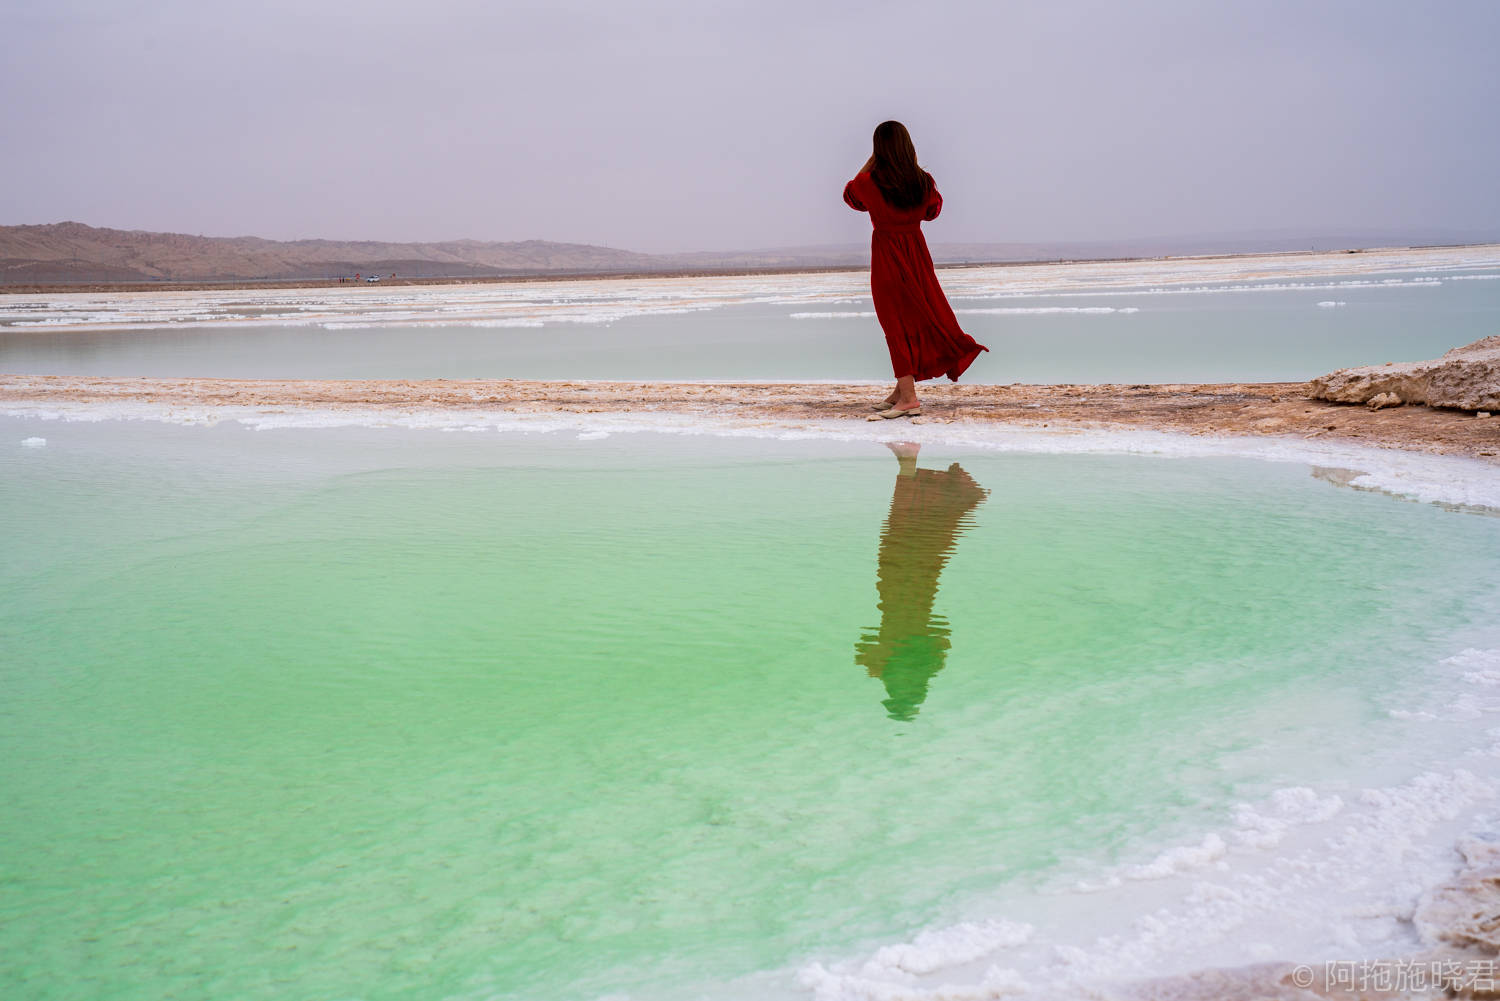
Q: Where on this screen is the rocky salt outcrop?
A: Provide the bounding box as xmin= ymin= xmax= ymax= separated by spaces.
xmin=1105 ymin=835 xmax=1500 ymax=1001
xmin=1308 ymin=336 xmax=1500 ymax=412
xmin=1414 ymin=834 xmax=1500 ymax=956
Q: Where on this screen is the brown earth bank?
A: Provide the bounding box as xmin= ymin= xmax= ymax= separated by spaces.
xmin=3 ymin=376 xmax=1496 ymax=462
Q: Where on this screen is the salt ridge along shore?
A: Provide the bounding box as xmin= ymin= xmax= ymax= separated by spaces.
xmin=3 ymin=242 xmax=1499 ymax=301
xmin=4 ymin=374 xmax=1499 ymax=513
xmin=4 ymin=244 xmax=1498 ymax=333
xmin=2 ymin=373 xmax=1494 ymax=458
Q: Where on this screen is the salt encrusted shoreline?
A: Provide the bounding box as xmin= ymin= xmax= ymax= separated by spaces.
xmin=1104 ymin=835 xmax=1500 ymax=1001
xmin=2 ymin=374 xmax=1495 ymax=463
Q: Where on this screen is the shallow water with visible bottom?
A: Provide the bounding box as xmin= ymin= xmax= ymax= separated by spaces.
xmin=4 ymin=418 xmax=1500 ymax=999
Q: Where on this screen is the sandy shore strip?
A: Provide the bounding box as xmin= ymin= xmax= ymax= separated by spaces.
xmin=3 ymin=374 xmax=1495 ymax=463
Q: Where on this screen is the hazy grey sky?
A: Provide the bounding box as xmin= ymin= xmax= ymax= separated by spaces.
xmin=4 ymin=0 xmax=1498 ymax=252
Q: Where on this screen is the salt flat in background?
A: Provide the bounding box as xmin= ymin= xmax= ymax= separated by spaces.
xmin=3 ymin=246 xmax=1499 ymax=385
xmin=4 ymin=245 xmax=1497 ymax=330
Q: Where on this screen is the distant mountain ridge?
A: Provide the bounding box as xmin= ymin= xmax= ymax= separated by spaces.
xmin=3 ymin=221 xmax=1496 ymax=285
xmin=0 ymin=222 xmax=663 ymax=283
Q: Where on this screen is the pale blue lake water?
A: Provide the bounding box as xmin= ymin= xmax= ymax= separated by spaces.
xmin=2 ymin=265 xmax=1497 ymax=383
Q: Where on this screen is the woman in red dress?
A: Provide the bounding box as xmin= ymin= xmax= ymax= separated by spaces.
xmin=844 ymin=121 xmax=988 ymax=419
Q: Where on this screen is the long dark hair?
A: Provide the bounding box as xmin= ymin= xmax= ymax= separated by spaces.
xmin=869 ymin=121 xmax=930 ymax=210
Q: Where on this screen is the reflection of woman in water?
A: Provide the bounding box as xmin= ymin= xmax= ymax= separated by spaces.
xmin=855 ymin=442 xmax=988 ymax=720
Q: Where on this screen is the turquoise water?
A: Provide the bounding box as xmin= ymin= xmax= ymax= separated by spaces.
xmin=4 ymin=420 xmax=1499 ymax=999
xmin=2 ymin=267 xmax=1496 ymax=382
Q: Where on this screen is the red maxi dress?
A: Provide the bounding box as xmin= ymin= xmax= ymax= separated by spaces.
xmin=843 ymin=170 xmax=987 ymax=381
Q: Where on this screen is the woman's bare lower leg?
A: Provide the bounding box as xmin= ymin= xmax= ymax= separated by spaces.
xmin=890 ymin=375 xmax=920 ymax=410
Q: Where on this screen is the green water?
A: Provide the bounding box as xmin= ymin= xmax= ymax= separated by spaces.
xmin=3 ymin=422 xmax=1499 ymax=1000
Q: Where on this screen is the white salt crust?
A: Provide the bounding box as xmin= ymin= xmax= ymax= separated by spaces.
xmin=3 ymin=247 xmax=1495 ymax=333
xmin=793 ymin=645 xmax=1500 ymax=1001
xmin=7 ymin=400 xmax=1499 ymax=513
